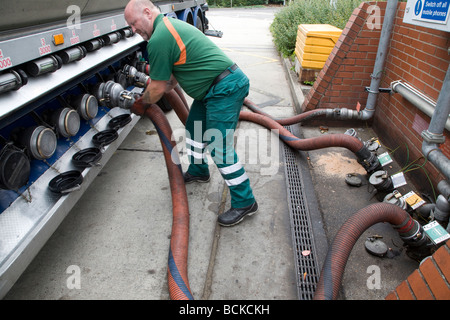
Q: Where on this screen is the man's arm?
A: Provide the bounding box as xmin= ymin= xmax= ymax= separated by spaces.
xmin=141 ymin=75 xmax=178 ymax=104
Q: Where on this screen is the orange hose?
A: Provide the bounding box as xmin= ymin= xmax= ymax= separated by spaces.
xmin=164 ymin=89 xmax=189 ymax=126
xmin=239 ymin=111 xmax=364 ymax=153
xmin=313 ymin=203 xmax=419 ymax=300
xmin=144 ymin=103 xmax=193 ymax=300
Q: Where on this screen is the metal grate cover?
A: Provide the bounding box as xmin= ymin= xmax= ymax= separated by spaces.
xmin=282 ymin=125 xmax=321 ymax=300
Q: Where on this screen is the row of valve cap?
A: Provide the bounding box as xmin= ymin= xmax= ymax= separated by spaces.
xmin=0 ymin=27 xmax=134 ymax=95
xmin=0 ymin=62 xmax=144 ymax=191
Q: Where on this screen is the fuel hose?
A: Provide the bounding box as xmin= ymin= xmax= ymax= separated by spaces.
xmin=143 ymin=102 xmax=193 ymax=300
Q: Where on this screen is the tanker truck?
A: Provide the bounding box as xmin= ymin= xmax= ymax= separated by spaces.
xmin=0 ymin=0 xmax=214 ymax=298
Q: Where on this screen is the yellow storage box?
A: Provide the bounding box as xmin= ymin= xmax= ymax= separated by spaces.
xmin=295 ymin=24 xmax=342 ymax=70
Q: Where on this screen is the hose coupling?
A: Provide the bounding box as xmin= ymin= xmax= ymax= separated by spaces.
xmin=326 ymin=108 xmax=360 ymax=120
xmin=395 ymin=218 xmax=426 ymax=246
xmin=115 ymin=64 xmax=150 ymax=89
xmin=93 ymin=80 xmax=135 ymax=109
xmin=394 ymin=216 xmax=433 ymax=260
xmin=355 ymin=146 xmax=382 ymax=174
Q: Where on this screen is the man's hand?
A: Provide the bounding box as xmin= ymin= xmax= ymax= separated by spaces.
xmin=131 ymin=96 xmax=151 ymax=116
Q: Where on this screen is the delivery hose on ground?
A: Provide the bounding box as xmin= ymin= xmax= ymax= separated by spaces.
xmin=313 ymin=202 xmax=425 ymax=300
xmin=239 ymin=110 xmax=380 ymax=173
xmin=239 ymin=111 xmax=362 ymax=152
xmin=144 ymin=103 xmax=193 ymax=300
xmin=243 ymin=98 xmax=327 ymax=125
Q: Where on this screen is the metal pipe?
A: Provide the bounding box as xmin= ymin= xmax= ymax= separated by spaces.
xmin=438 ymin=180 xmax=450 ymax=201
xmin=421 ymin=64 xmax=450 ymax=181
xmin=424 ymin=64 xmax=450 ymax=137
xmin=360 ymin=0 xmax=398 ymax=120
xmin=391 ymin=80 xmax=450 ymax=131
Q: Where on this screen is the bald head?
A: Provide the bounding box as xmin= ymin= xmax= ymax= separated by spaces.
xmin=124 ymin=0 xmax=160 ymax=41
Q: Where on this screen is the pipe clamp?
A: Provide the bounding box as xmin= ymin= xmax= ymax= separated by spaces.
xmin=421 ymin=130 xmax=445 ymax=144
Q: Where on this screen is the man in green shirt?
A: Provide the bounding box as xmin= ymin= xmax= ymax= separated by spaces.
xmin=124 ymin=0 xmax=257 ymax=226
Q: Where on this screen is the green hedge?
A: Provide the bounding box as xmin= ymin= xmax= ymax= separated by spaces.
xmin=210 ymin=0 xmax=267 ymax=7
xmin=270 ymin=0 xmax=363 ymax=57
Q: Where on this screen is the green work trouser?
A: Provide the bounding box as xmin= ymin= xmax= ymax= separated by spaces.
xmin=185 ymin=66 xmax=255 ymax=208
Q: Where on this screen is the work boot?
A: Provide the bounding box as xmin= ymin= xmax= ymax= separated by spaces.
xmin=183 ymin=171 xmax=210 ymax=184
xmin=218 ymin=201 xmax=258 ymax=226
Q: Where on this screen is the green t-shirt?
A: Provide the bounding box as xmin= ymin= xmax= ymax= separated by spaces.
xmin=147 ymin=14 xmax=233 ymax=100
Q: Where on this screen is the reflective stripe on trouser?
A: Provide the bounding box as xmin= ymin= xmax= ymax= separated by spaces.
xmin=185 ymin=67 xmax=255 ymax=208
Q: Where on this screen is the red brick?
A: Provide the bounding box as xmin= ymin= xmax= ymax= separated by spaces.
xmin=435 ymin=47 xmax=450 ymax=61
xmin=359 ymin=30 xmax=379 ymax=38
xmin=343 ymin=65 xmax=365 ymax=73
xmin=346 ymin=26 xmax=360 ymax=39
xmin=395 ymin=281 xmax=415 ymax=300
xmin=342 ymin=78 xmax=363 ymax=86
xmin=358 ymin=59 xmax=376 ymax=67
xmin=353 ymin=15 xmax=366 ymax=28
xmin=420 ymin=72 xmax=437 ymax=88
xmin=427 ymin=87 xmax=440 ymax=101
xmin=347 ymin=51 xmax=367 ymax=59
xmin=354 ymin=71 xmax=369 ymax=80
xmin=407 ymin=270 xmax=434 ymax=300
xmin=429 ymin=69 xmax=447 ymax=88
xmin=329 ymin=96 xmax=350 ymax=104
xmin=422 ymin=42 xmax=437 ymax=55
xmin=342 ymin=58 xmax=356 ymax=65
xmin=419 ymin=257 xmax=450 ymax=300
xmin=366 ymin=52 xmax=377 ymax=60
xmin=320 ymin=73 xmax=333 ymax=83
xmin=416 ymin=60 xmax=431 ymax=74
xmin=335 ymin=71 xmax=353 ymax=79
xmin=403 ymin=45 xmax=416 ymax=56
xmin=354 ymin=37 xmax=370 ymax=45
xmin=330 ymin=84 xmax=353 ymax=92
xmin=368 ymin=37 xmax=381 ymax=46
xmin=433 ymin=245 xmax=450 ymax=281
xmin=414 ymin=50 xmax=428 ymax=63
xmin=385 ymin=291 xmax=398 ymax=300
xmin=429 ymin=34 xmax=448 ymax=47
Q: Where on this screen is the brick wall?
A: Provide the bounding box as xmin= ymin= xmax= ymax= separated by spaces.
xmin=375 ymin=2 xmax=450 ymax=192
xmin=385 ymin=239 xmax=450 ymax=300
xmin=301 ymin=2 xmax=381 ymax=112
xmin=301 ymin=1 xmax=450 ymax=197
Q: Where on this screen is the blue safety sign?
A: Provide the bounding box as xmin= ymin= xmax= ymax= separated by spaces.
xmin=413 ymin=0 xmax=450 ymax=24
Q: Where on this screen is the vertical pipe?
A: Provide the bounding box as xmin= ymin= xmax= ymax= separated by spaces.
xmin=425 ymin=65 xmax=450 ymax=136
xmin=361 ymin=0 xmax=398 ymax=120
xmin=422 ymin=65 xmax=450 ymax=181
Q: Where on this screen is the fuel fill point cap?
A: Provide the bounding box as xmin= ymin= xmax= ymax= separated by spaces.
xmin=365 ymin=238 xmax=388 ymax=257
xmin=48 ymin=170 xmax=83 ymax=194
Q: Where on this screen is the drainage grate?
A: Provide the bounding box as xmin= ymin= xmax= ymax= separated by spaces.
xmin=282 ymin=125 xmax=321 ymax=300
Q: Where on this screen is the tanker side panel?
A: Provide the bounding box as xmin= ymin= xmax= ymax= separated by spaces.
xmin=0 ymin=0 xmax=207 ymax=33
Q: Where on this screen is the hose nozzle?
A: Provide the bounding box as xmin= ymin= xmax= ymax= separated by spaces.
xmin=93 ymin=80 xmax=136 ymax=109
xmin=394 ymin=216 xmax=433 ymax=260
xmin=354 ymin=145 xmax=382 ymax=174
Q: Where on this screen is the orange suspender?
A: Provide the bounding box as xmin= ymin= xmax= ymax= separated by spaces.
xmin=163 ymin=16 xmax=186 ymax=66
